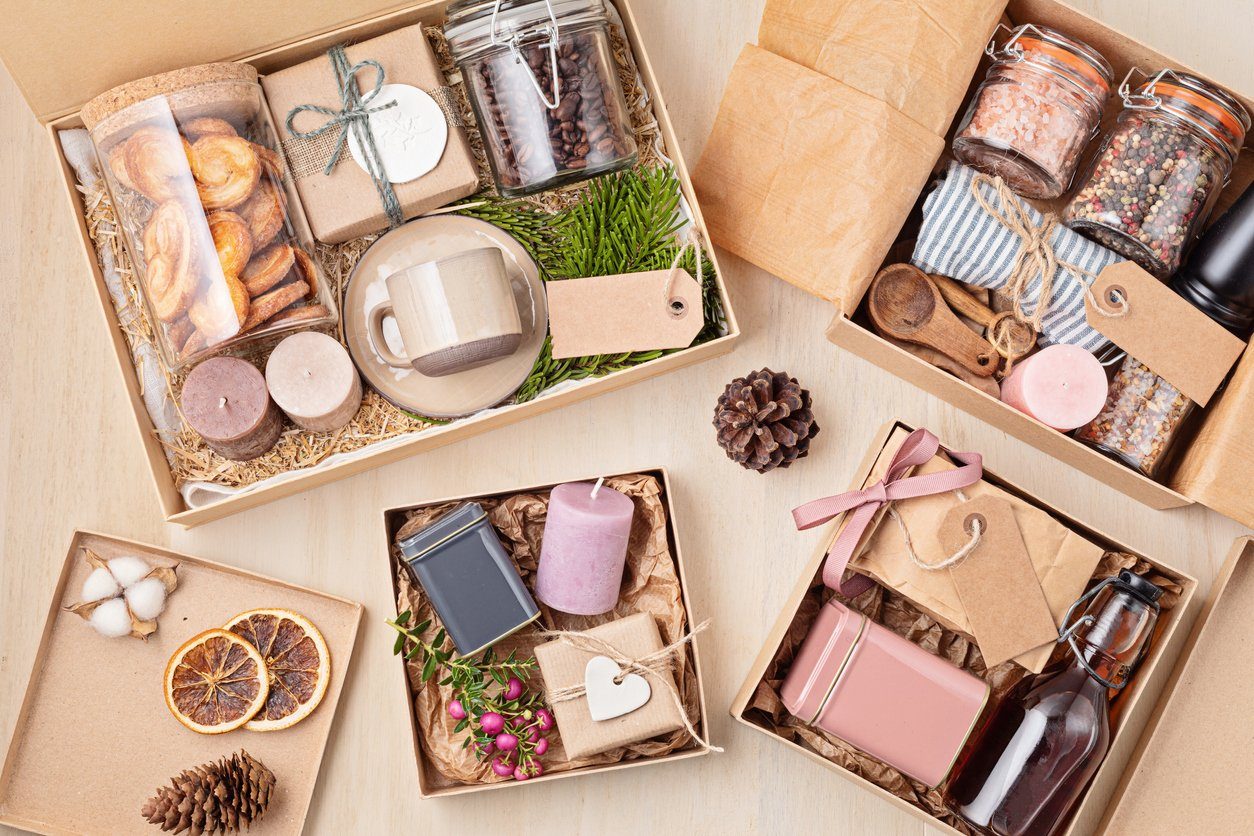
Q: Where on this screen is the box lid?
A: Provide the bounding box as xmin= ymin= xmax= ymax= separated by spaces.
xmin=0 ymin=0 xmax=412 ymax=123
xmin=1103 ymin=537 xmax=1254 ymax=832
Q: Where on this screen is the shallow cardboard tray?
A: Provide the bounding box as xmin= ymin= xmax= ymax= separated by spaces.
xmin=730 ymin=420 xmax=1203 ymax=836
xmin=381 ymin=466 xmax=711 ymax=797
xmin=0 ymin=0 xmax=739 ymax=528
xmin=0 ymin=531 xmax=363 ymax=835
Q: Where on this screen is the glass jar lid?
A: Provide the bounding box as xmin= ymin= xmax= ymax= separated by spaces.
xmin=1122 ymin=69 xmax=1251 ymax=159
xmin=989 ymin=23 xmax=1113 ymax=102
xmin=445 ymin=0 xmax=609 ymax=62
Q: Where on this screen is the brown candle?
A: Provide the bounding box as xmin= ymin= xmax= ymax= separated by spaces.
xmin=180 ymin=357 xmax=282 ymax=460
xmin=264 ymin=332 xmax=363 ymax=432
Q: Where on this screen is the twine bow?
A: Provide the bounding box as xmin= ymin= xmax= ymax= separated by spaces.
xmin=286 ymin=46 xmax=404 ymax=228
xmin=969 ymin=173 xmax=1128 ymax=363
xmin=791 ymin=429 xmax=983 ymax=596
xmin=538 ymin=620 xmax=721 ymax=753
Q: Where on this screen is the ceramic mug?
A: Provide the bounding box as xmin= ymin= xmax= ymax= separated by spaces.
xmin=367 ymin=247 xmax=524 ymax=377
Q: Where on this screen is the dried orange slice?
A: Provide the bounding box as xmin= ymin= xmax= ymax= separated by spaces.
xmin=225 ymin=608 xmax=331 ymax=732
xmin=164 ymin=629 xmax=269 ymax=734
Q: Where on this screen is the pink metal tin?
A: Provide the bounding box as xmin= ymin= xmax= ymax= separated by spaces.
xmin=781 ymin=599 xmax=990 ymax=788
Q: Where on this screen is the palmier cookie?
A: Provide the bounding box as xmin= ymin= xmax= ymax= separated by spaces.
xmin=237 ymin=177 xmax=287 ymax=247
xmin=142 ymin=201 xmax=196 ymax=322
xmin=191 ymin=135 xmax=261 ymax=210
xmin=292 ymin=247 xmax=320 ymax=298
xmin=253 ymin=143 xmax=285 ymax=179
xmin=242 ymin=280 xmax=309 ymax=332
xmin=189 ymin=273 xmax=250 ymax=338
xmin=266 ymin=304 xmax=331 ymax=327
xmin=180 ymin=329 xmax=208 ymax=361
xmin=182 ymin=117 xmax=237 ymax=142
xmin=167 ymin=316 xmax=196 ymax=352
xmin=207 ymin=210 xmax=253 ymax=278
xmin=119 ymin=127 xmax=195 ymax=202
xmin=242 ymin=244 xmax=295 ymax=297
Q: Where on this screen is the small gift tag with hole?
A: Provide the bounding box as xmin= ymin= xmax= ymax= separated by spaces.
xmin=1086 ymin=261 xmax=1245 ymax=407
xmin=547 ymin=268 xmax=704 ymax=359
xmin=938 ymin=496 xmax=1056 ymax=668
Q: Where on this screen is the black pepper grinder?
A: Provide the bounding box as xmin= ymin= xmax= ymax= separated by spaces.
xmin=1171 ymin=184 xmax=1254 ymax=338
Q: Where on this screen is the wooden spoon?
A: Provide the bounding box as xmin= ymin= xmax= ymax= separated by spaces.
xmin=931 ymin=273 xmax=1037 ymax=362
xmin=867 ymin=265 xmax=999 ymax=377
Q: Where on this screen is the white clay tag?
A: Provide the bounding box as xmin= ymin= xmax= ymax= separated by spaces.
xmin=547 ymin=268 xmax=704 ymax=359
xmin=584 ymin=655 xmax=651 ymax=721
xmin=348 ymin=83 xmax=448 ymax=184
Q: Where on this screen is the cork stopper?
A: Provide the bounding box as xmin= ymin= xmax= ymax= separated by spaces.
xmin=82 ymin=62 xmax=259 ymax=135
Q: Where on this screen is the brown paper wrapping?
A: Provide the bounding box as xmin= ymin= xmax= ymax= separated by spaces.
xmin=743 ymin=551 xmax=1181 ymax=833
xmin=261 ymin=24 xmax=480 ymax=244
xmin=391 ymin=474 xmax=701 ymax=788
xmin=694 ymin=0 xmax=1004 ymax=309
xmin=851 ymin=427 xmax=1105 ymax=672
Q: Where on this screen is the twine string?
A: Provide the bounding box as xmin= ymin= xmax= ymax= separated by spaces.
xmin=888 ymin=488 xmax=982 ymax=572
xmin=538 ymin=620 xmax=721 ymax=752
xmin=663 ymin=229 xmax=704 ymax=317
xmin=285 ymin=47 xmax=405 ymax=228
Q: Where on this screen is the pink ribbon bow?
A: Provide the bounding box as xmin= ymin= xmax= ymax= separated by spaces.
xmin=792 ymin=429 xmax=983 ymax=596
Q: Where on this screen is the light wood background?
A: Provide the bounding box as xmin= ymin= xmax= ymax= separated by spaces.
xmin=2 ymin=1 xmax=1251 ymax=834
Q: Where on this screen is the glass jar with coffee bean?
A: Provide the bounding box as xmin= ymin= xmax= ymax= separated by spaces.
xmin=1064 ymin=70 xmax=1249 ymax=278
xmin=445 ymin=0 xmax=638 ymax=197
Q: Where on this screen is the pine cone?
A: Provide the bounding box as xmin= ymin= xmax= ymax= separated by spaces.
xmin=141 ymin=750 xmax=275 ymax=835
xmin=713 ymin=368 xmax=819 ymax=473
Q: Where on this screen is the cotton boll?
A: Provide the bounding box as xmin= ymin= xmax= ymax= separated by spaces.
xmin=81 ymin=567 xmax=121 ymax=602
xmin=107 ymin=555 xmax=150 ymax=588
xmin=125 ymin=577 xmax=168 ymax=621
xmin=90 ymin=597 xmax=133 ymax=638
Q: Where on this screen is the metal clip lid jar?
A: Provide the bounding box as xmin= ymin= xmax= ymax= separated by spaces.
xmin=1065 ymin=69 xmax=1251 ymax=277
xmin=953 ymin=23 xmax=1113 ymax=199
xmin=445 ymin=0 xmax=639 ymax=197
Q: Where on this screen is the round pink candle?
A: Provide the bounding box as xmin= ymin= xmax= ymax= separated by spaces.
xmin=1000 ymin=344 xmax=1109 ymax=431
xmin=536 ymin=480 xmax=635 ymax=616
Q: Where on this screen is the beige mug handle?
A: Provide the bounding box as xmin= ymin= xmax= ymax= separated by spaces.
xmin=366 ymin=302 xmax=413 ymax=369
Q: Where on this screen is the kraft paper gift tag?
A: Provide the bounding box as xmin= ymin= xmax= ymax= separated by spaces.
xmin=851 ymin=427 xmax=1104 ymax=672
xmin=547 ymin=268 xmax=703 ymax=359
xmin=535 ymin=613 xmax=684 ymax=759
xmin=938 ymin=496 xmax=1059 ymax=668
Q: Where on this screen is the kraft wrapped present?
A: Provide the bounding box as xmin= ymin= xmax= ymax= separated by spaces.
xmin=262 ymin=24 xmax=480 ymax=243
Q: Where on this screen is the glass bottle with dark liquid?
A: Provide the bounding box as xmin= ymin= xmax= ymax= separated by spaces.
xmin=944 ymin=571 xmax=1162 ymax=836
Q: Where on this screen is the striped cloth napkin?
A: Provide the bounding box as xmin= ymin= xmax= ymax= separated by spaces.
xmin=911 ymin=162 xmax=1121 ymax=351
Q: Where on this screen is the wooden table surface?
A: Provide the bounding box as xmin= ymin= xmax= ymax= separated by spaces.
xmin=2 ymin=1 xmax=1251 ymax=834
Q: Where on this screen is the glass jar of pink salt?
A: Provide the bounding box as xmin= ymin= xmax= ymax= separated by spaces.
xmin=953 ymin=24 xmax=1113 ymax=199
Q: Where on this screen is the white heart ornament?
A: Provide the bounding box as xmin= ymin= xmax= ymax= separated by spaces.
xmin=347 ymin=83 xmax=448 ymax=184
xmin=584 ymin=655 xmax=651 ymax=721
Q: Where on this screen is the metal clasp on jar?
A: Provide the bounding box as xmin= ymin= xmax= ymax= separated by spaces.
xmin=983 ymin=22 xmax=1043 ymax=63
xmin=490 ymin=0 xmax=564 ymax=109
xmin=1117 ymin=66 xmax=1169 ymax=111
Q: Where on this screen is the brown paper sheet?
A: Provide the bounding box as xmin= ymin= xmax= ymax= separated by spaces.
xmin=757 ymin=0 xmax=1005 ymax=136
xmin=261 ymin=24 xmax=480 ymax=244
xmin=1086 ymin=262 xmax=1247 ymax=407
xmin=743 ymin=552 xmax=1181 ymax=834
xmin=693 ymin=44 xmax=944 ymax=308
xmin=851 ymin=427 xmax=1104 ymax=672
xmin=391 ymin=474 xmax=700 ymax=788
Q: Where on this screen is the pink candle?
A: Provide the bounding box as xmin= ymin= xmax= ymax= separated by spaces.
xmin=1000 ymin=344 xmax=1109 ymax=431
xmin=536 ymin=480 xmax=635 ymax=616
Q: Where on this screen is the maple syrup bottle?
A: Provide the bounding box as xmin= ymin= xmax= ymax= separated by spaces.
xmin=944 ymin=571 xmax=1162 ymax=836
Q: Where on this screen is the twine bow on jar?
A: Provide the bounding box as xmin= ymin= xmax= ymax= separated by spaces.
xmin=286 ymin=46 xmax=405 ymax=229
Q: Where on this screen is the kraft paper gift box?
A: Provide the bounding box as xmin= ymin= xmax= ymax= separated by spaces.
xmin=726 ymin=421 xmax=1254 ymax=836
xmin=261 ymin=23 xmax=480 ymax=244
xmin=695 ymin=0 xmax=1254 ymax=526
xmin=0 ymin=0 xmax=739 ymax=527
xmin=382 ymin=467 xmax=712 ymax=797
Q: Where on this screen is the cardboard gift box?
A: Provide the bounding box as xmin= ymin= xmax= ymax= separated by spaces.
xmin=730 ymin=420 xmax=1254 ymax=835
xmin=0 ymin=0 xmax=739 ymax=528
xmin=695 ymin=0 xmax=1254 ymax=526
xmin=0 ymin=531 xmax=363 ymax=835
xmin=382 ymin=467 xmax=712 ymax=797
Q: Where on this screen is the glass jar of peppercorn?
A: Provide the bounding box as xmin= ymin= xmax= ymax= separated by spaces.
xmin=1064 ymin=70 xmax=1250 ymax=278
xmin=445 ymin=0 xmax=639 ymax=197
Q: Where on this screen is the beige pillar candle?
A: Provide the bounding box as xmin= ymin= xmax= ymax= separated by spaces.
xmin=265 ymin=332 xmax=363 ymax=432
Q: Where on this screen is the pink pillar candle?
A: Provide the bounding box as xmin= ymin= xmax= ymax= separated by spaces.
xmin=265 ymin=332 xmax=363 ymax=433
xmin=1000 ymin=344 xmax=1109 ymax=431
xmin=180 ymin=357 xmax=283 ymax=460
xmin=536 ymin=481 xmax=635 ymax=616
